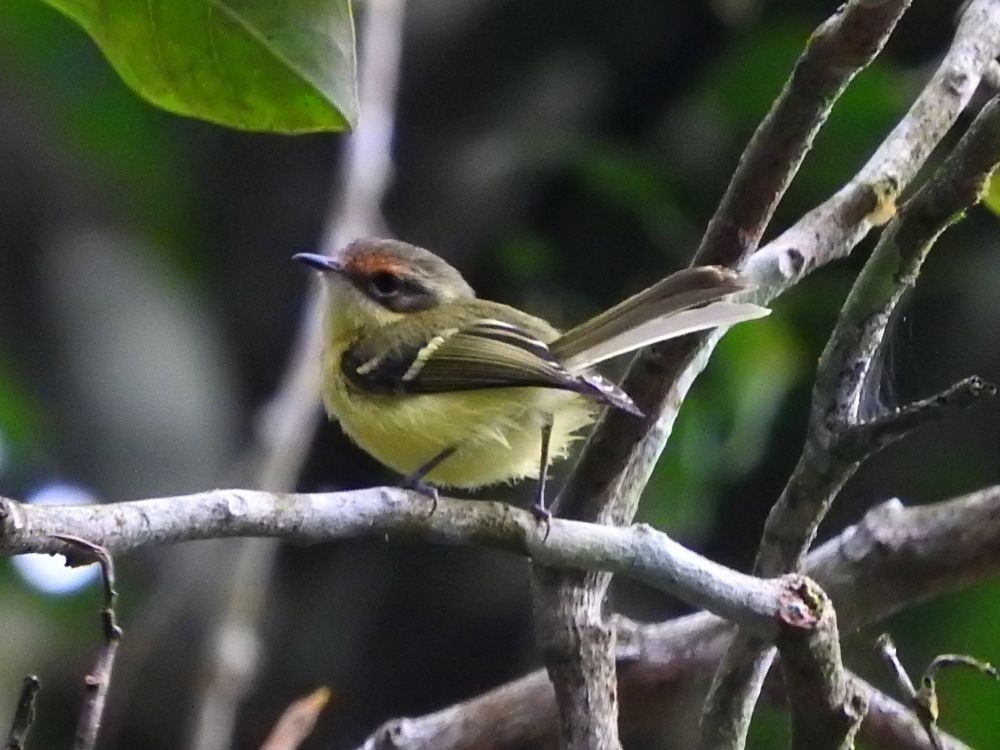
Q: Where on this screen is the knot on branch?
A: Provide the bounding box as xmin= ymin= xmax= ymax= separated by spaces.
xmin=866 ymin=176 xmax=899 ymax=226
xmin=365 ymin=717 xmax=417 ymax=750
xmin=777 ymin=575 xmax=828 ymax=631
xmin=0 ymin=497 xmax=26 ymax=539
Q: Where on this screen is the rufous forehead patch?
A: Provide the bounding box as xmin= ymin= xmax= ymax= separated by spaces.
xmin=343 ymin=250 xmax=405 ymax=278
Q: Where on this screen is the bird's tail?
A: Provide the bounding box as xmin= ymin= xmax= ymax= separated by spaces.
xmin=551 ymin=266 xmax=770 ymax=372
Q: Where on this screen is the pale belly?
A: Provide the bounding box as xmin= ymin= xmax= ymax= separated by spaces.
xmin=322 ymin=352 xmax=596 ymax=488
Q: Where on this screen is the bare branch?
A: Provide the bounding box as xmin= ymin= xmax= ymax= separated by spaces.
xmin=5 ymin=675 xmax=40 ymax=750
xmin=534 ymin=3 xmax=912 ymax=745
xmin=759 ymin=92 xmax=1000 ymax=575
xmin=876 ymin=635 xmax=920 ymax=702
xmin=359 ymin=672 xmax=556 ymax=750
xmin=851 ymin=676 xmax=969 ymax=750
xmin=4 ymin=484 xmax=1000 ymax=748
xmin=702 ymin=87 xmax=1000 ymax=750
xmin=876 ymin=634 xmax=943 ymax=750
xmin=260 ymin=687 xmax=332 ymax=750
xmin=844 ymin=377 xmax=995 ymax=458
xmin=695 ymin=0 xmax=912 ymax=268
xmin=346 ymin=486 xmax=1000 ymax=750
xmin=0 ymin=492 xmax=819 ymax=641
xmin=924 ymin=654 xmax=998 ymax=683
xmin=877 ymin=633 xmax=1000 ymax=750
xmin=748 ymin=0 xmax=1000 ymax=294
xmin=54 ymin=536 xmax=123 ymax=750
xmin=777 ymin=582 xmax=867 ymax=750
xmin=3 ymin=485 xmax=1000 ymax=646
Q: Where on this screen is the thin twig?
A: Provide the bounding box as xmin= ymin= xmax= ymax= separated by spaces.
xmin=5 ymin=675 xmax=40 ymax=750
xmin=924 ymin=654 xmax=999 ymax=683
xmin=844 ymin=377 xmax=995 ymax=458
xmin=878 ymin=639 xmax=1000 ymax=750
xmin=876 ymin=634 xmax=943 ymax=750
xmin=876 ymin=635 xmax=920 ymax=701
xmin=53 ymin=534 xmax=123 ymax=750
xmin=260 ymin=686 xmax=332 ymax=750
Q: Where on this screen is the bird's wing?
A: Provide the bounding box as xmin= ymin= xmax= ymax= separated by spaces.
xmin=343 ymin=318 xmax=641 ymax=414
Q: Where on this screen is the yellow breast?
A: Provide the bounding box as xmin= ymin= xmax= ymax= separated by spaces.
xmin=321 ymin=338 xmax=596 ymax=488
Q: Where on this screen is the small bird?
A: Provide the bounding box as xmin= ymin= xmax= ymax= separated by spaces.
xmin=295 ymin=238 xmax=768 ymax=524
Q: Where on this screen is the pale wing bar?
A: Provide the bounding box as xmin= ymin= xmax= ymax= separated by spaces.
xmin=343 ymin=319 xmax=642 ymax=414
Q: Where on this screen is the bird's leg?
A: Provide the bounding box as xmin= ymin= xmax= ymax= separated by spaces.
xmin=400 ymin=446 xmax=456 ymax=515
xmin=530 ymin=415 xmax=554 ymax=541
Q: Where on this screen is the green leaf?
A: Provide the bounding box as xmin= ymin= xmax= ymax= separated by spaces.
xmin=983 ymin=171 xmax=1000 ymax=217
xmin=38 ymin=0 xmax=357 ymax=133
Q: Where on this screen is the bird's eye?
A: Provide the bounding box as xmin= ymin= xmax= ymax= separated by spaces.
xmin=369 ymin=271 xmax=403 ymax=297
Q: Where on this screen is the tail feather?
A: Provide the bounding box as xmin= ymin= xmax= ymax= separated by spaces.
xmin=552 ymin=266 xmax=769 ymax=372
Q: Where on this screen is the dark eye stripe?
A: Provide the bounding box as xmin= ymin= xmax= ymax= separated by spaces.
xmin=350 ymin=272 xmax=439 ymax=312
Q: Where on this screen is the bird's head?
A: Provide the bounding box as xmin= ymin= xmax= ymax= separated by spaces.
xmin=295 ymin=238 xmax=475 ymax=330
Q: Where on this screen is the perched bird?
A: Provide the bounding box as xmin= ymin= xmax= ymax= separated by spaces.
xmin=295 ymin=238 xmax=768 ymax=523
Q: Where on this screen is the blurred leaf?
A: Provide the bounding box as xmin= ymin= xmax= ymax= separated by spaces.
xmin=747 ymin=704 xmax=791 ymax=749
xmin=715 ymin=314 xmax=805 ymax=473
xmin=640 ymin=315 xmax=805 ymax=536
xmin=499 ymin=233 xmax=556 ymax=280
xmin=576 ymin=145 xmax=690 ymax=246
xmin=36 ymin=0 xmax=357 ymax=133
xmin=640 ymin=400 xmax=722 ymax=537
xmin=668 ymin=20 xmax=909 ymax=217
xmin=0 ymin=363 xmax=41 ymax=446
xmin=983 ymin=171 xmax=1000 ymax=217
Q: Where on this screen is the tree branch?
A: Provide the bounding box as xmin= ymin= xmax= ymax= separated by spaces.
xmin=343 ymin=485 xmax=1000 ymax=750
xmin=695 ymin=0 xmax=912 ymax=269
xmin=5 ymin=675 xmax=40 ymax=750
xmin=533 ymin=2 xmax=911 ymax=746
xmin=747 ymin=0 xmax=1000 ymax=295
xmin=701 ymin=82 xmax=1000 ymax=749
xmin=844 ymin=377 xmax=995 ymax=458
xmin=0 ymin=491 xmax=825 ymax=641
xmin=777 ymin=583 xmax=866 ymax=750
xmin=56 ymin=536 xmax=123 ymax=750
xmin=3 ymin=483 xmax=1000 ymax=748
xmin=840 ymin=675 xmax=969 ymax=750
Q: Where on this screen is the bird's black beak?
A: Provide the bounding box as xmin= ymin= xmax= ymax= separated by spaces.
xmin=293 ymin=253 xmax=345 ymax=274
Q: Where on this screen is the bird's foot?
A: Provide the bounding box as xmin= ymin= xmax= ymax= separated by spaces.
xmin=400 ymin=476 xmax=439 ymax=516
xmin=530 ymin=503 xmax=552 ymax=542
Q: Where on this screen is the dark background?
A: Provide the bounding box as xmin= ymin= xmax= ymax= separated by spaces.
xmin=1 ymin=1 xmax=999 ymax=748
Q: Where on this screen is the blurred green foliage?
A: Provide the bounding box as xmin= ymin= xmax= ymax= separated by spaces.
xmin=0 ymin=1 xmax=998 ymax=749
xmin=984 ymin=171 xmax=1000 ymax=216
xmin=640 ymin=316 xmax=806 ymax=538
